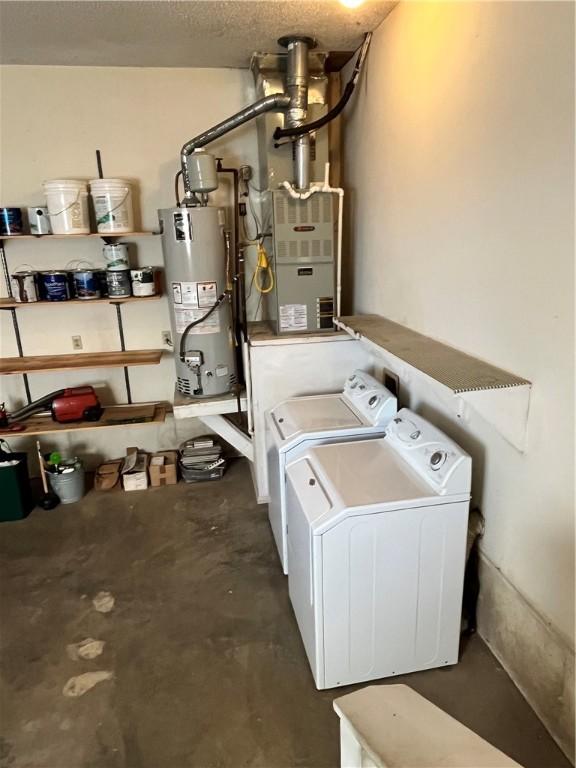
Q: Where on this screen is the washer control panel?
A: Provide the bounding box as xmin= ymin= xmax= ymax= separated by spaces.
xmin=386 ymin=408 xmax=471 ymax=494
xmin=343 ymin=370 xmax=397 ymax=426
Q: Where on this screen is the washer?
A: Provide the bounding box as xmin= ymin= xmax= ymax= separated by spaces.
xmin=266 ymin=370 xmax=397 ymax=574
xmin=285 ymin=408 xmax=472 ymax=690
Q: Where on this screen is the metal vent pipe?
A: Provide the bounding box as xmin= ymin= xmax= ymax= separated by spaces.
xmin=180 ymin=34 xmax=317 ymax=197
xmin=279 ymin=35 xmax=316 ymax=190
xmin=180 ymin=93 xmax=290 ymax=198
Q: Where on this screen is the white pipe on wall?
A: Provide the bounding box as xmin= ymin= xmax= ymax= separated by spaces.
xmin=281 ymin=163 xmax=344 ymax=317
xmin=334 ymin=186 xmax=344 ymax=318
xmin=242 ymin=337 xmax=254 ymax=436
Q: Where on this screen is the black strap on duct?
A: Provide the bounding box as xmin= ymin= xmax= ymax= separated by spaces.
xmin=273 ymin=32 xmax=372 ymax=143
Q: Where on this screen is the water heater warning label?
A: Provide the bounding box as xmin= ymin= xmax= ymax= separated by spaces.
xmin=197 ymin=281 xmax=217 ymax=308
xmin=174 ymin=307 xmax=220 ymax=335
xmin=173 ymin=211 xmax=193 ymax=241
xmin=172 ymin=280 xmax=218 ymax=308
xmin=279 ymin=303 xmax=307 ymax=331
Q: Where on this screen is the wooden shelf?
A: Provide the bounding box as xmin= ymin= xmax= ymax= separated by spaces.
xmin=0 ymin=232 xmax=157 ymax=240
xmin=0 ymin=349 xmax=164 ymax=375
xmin=173 ymin=388 xmax=247 ymax=419
xmin=0 ymin=403 xmax=168 ymax=439
xmin=0 ymin=295 xmax=162 ymax=309
xmin=0 ymin=228 xmax=164 ymax=406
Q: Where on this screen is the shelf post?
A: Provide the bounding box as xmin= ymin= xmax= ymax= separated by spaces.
xmin=115 ymin=302 xmax=132 ymax=404
xmin=0 ymin=239 xmax=32 ymax=404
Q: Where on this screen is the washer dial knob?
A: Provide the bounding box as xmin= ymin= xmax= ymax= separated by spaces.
xmin=394 ymin=418 xmax=422 ymax=443
xmin=430 ymin=450 xmax=447 ymax=470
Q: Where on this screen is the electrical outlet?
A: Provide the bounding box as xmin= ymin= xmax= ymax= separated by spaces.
xmin=161 ymin=331 xmax=173 ymax=347
xmin=72 ymin=335 xmax=83 ymax=350
xmin=383 ymin=368 xmax=400 ymax=399
xmin=239 ymin=165 xmax=252 ymax=182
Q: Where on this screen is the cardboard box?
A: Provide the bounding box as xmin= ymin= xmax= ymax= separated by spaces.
xmin=121 ymin=447 xmax=149 ymax=491
xmin=149 ymin=451 xmax=178 ymax=487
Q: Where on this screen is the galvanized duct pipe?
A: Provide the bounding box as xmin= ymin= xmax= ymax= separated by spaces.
xmin=280 ymin=35 xmax=316 ymax=190
xmin=180 ymin=93 xmax=290 ymax=198
xmin=274 ymin=32 xmax=372 ymax=143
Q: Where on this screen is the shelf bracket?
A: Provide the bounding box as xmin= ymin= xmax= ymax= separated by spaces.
xmin=198 ymin=414 xmax=254 ymax=462
xmin=456 ymin=385 xmax=532 ymax=453
xmin=115 ymin=303 xmax=132 ymax=404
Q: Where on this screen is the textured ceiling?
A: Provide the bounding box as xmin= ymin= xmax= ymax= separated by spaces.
xmin=0 ymin=0 xmax=396 ymax=68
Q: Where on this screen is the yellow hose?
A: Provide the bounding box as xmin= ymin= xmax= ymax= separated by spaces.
xmin=254 ymin=243 xmax=274 ymax=294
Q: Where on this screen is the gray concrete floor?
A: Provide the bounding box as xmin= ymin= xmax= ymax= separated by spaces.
xmin=0 ymin=459 xmax=571 ymax=768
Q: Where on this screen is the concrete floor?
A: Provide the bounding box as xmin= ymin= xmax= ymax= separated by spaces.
xmin=0 ymin=459 xmax=571 ymax=768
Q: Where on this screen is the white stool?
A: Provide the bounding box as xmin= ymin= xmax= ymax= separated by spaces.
xmin=333 ymin=684 xmax=523 ymax=768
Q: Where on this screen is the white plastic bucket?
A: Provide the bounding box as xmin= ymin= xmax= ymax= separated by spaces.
xmin=43 ymin=180 xmax=90 ymax=235
xmin=90 ymin=178 xmax=134 ymax=234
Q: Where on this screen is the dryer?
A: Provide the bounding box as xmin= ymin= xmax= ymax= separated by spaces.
xmin=266 ymin=370 xmax=397 ymax=574
xmin=285 ymin=408 xmax=472 ymax=690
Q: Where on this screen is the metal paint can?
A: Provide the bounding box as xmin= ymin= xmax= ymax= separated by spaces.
xmin=0 ymin=207 xmax=23 ymax=235
xmin=37 ymin=272 xmax=48 ymax=299
xmin=66 ymin=271 xmax=77 ymax=298
xmin=10 ymin=271 xmax=38 ymax=303
xmin=130 ymin=267 xmax=156 ymax=297
xmin=103 ymin=243 xmax=129 ymax=271
xmin=95 ymin=270 xmax=109 ymax=297
xmin=106 ymin=269 xmax=131 ymax=298
xmin=73 ymin=269 xmax=101 ymax=300
xmin=39 ymin=271 xmax=71 ymax=302
xmin=27 ymin=206 xmax=52 ymax=235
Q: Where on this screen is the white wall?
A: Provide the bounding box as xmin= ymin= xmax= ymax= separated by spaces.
xmin=0 ymin=65 xmax=261 ymax=464
xmin=344 ymin=1 xmax=574 ymax=759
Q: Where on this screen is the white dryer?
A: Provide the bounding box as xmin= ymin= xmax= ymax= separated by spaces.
xmin=285 ymin=408 xmax=471 ymax=690
xmin=266 ymin=370 xmax=397 ymax=574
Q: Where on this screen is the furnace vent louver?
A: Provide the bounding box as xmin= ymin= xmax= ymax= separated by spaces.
xmin=275 ymin=196 xmax=286 ymax=226
xmin=310 ymin=195 xmax=320 ymax=224
xmin=273 ymin=238 xmax=333 ymax=262
xmin=273 ymin=194 xmax=331 ymax=230
xmin=272 ymin=189 xmax=334 ymax=265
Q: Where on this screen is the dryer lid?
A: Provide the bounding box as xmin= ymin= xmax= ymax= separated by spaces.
xmin=271 ymin=395 xmax=363 ymax=441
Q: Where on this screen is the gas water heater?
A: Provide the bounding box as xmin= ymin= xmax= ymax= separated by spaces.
xmin=160 ymin=203 xmax=234 ymax=398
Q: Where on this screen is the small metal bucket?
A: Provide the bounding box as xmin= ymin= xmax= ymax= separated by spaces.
xmin=47 ymin=462 xmax=85 ymax=504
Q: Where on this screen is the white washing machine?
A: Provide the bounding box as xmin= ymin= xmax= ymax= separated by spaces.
xmin=266 ymin=370 xmax=397 ymax=574
xmin=285 ymin=408 xmax=471 ymax=690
